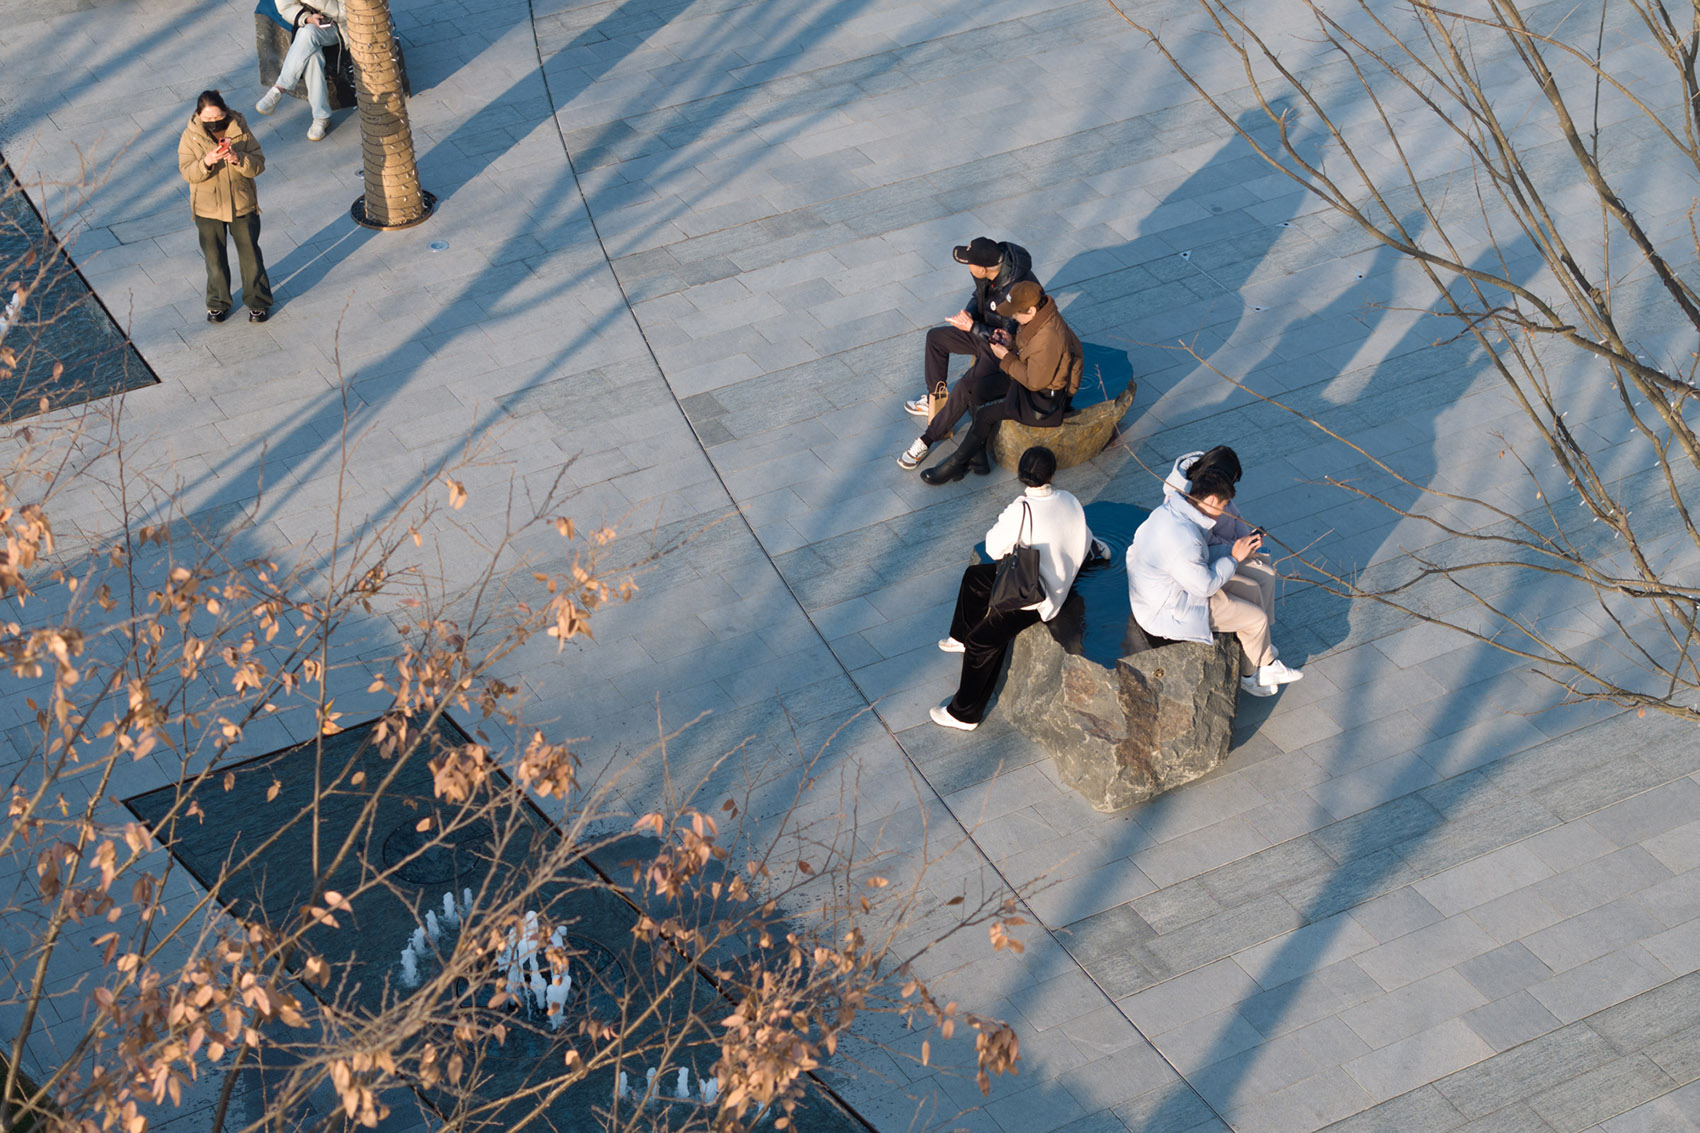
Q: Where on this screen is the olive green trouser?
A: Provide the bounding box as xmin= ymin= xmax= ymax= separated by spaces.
xmin=195 ymin=211 xmax=273 ymax=313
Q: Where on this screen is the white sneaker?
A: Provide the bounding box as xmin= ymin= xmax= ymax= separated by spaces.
xmin=307 ymin=118 xmax=330 ymax=141
xmin=937 ymin=637 xmax=965 ymax=653
xmin=929 ymin=704 xmax=977 ymax=731
xmin=904 ymin=396 xmax=931 ymax=417
xmin=256 ymin=86 xmax=283 ymax=115
xmin=1240 ymin=676 xmax=1278 ymax=698
xmin=898 ymin=438 xmax=931 ymax=470
xmin=1256 ymin=660 xmax=1304 ymax=688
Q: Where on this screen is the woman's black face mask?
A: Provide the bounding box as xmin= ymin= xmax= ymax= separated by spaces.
xmin=203 ymin=115 xmax=231 ymax=135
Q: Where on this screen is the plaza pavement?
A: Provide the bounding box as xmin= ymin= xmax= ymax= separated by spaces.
xmin=3 ymin=0 xmax=1699 ymax=1129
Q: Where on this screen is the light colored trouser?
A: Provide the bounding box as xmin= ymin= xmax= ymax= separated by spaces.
xmin=1209 ymin=555 xmax=1279 ymax=676
xmin=277 ymin=22 xmax=341 ymax=121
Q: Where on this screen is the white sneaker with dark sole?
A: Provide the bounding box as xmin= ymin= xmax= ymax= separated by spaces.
xmin=929 ymin=704 xmax=977 ymax=730
xmin=898 ymin=438 xmax=931 ymax=470
xmin=904 ymin=396 xmax=931 ymax=417
xmin=1255 ymin=660 xmax=1304 ymax=687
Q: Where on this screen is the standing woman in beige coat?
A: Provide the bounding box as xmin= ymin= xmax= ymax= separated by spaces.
xmin=177 ymin=90 xmax=274 ymax=324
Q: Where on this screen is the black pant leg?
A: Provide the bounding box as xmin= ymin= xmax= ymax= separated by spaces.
xmin=966 ymin=351 xmax=1009 ymax=404
xmin=195 ymin=215 xmax=233 ymax=311
xmin=969 ymin=396 xmax=1017 ymax=445
xmin=923 ymin=377 xmax=976 ymax=445
xmin=948 ymin=563 xmax=997 ymax=644
xmin=948 ymin=603 xmax=1043 ymax=723
xmin=230 ymin=212 xmax=273 ymax=312
xmin=923 ymin=324 xmax=983 ymax=390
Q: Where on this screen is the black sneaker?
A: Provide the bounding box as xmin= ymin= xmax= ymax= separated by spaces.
xmin=248 ymin=308 xmax=270 ymax=324
xmin=207 ymin=307 xmax=230 ymax=323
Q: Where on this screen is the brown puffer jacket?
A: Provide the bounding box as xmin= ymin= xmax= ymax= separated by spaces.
xmin=178 ymin=111 xmax=266 ymax=223
xmin=1000 ymin=296 xmax=1084 ymax=396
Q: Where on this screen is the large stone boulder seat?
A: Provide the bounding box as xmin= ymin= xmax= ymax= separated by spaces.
xmin=993 ymin=502 xmax=1242 ymax=810
xmin=990 ymin=381 xmax=1137 ymax=472
xmin=253 ymin=1 xmax=411 ymax=112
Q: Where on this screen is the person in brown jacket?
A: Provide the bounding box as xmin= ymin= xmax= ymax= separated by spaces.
xmin=178 ymin=90 xmax=274 ymax=323
xmin=921 ymin=281 xmax=1082 ymax=484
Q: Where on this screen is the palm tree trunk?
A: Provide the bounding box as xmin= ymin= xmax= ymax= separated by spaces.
xmin=341 ymin=0 xmax=430 ymax=228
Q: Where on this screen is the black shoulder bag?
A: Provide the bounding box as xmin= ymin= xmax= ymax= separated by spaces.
xmin=988 ymin=501 xmax=1045 ymax=614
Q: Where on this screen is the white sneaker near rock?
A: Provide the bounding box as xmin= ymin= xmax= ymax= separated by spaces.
xmin=937 ymin=637 xmax=965 ymax=653
xmin=256 ymin=86 xmax=283 ymax=115
xmin=308 ymin=118 xmax=330 ymax=141
xmin=929 ymin=704 xmax=977 ymax=731
xmin=904 ymin=396 xmax=931 ymax=417
xmin=1256 ymin=659 xmax=1304 ymax=688
xmin=898 ymin=438 xmax=930 ymax=470
xmin=1240 ymin=675 xmax=1278 ymax=697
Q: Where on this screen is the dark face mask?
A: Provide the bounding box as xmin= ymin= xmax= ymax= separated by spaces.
xmin=202 ymin=115 xmax=231 ymax=137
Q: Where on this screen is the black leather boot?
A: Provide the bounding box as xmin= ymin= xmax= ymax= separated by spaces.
xmin=970 ymin=447 xmax=991 ymax=475
xmin=921 ymin=438 xmax=981 ymax=485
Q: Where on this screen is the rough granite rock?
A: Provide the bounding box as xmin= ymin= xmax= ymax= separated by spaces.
xmin=1000 ymin=612 xmax=1241 ymax=811
xmin=991 ymin=381 xmax=1137 ymax=471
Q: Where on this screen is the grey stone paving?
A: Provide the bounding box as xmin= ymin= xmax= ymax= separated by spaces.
xmin=3 ymin=0 xmax=1699 ymax=1129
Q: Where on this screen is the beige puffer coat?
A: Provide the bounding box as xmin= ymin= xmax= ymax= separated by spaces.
xmin=177 ymin=111 xmax=265 ymax=223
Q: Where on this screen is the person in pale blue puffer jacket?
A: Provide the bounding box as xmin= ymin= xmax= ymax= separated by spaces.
xmin=1127 ymin=466 xmax=1304 ymax=698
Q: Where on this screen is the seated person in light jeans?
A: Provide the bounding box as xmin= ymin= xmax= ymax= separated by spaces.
xmin=256 ymin=0 xmax=345 ymax=141
xmin=1127 ymin=466 xmax=1304 ymax=698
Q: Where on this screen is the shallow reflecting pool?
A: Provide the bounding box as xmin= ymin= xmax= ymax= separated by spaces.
xmin=1 ymin=155 xmax=156 ymax=422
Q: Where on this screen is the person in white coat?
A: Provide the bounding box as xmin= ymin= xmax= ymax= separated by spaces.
xmin=1163 ymin=445 xmax=1282 ymax=663
xmin=256 ymin=0 xmax=345 ymax=141
xmin=1127 ymin=466 xmax=1304 ymax=697
xmin=931 ymin=446 xmax=1105 ymax=731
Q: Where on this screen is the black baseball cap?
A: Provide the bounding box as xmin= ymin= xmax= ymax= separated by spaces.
xmin=952 ymin=237 xmax=1002 ymax=268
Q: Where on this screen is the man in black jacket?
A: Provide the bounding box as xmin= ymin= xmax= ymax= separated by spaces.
xmin=897 ymin=236 xmax=1040 ymax=473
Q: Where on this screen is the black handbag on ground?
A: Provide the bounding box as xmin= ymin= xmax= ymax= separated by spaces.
xmin=988 ymin=502 xmax=1045 ymax=614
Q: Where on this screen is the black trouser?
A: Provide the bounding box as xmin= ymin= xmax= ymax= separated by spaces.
xmin=966 ymin=386 xmax=1070 ymax=446
xmin=195 ymin=211 xmax=273 ymax=313
xmin=921 ymin=325 xmax=1008 ymax=445
xmin=946 ymin=563 xmax=1043 ymax=724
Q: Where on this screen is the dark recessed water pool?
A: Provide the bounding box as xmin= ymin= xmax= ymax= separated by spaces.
xmin=1 ymin=155 xmax=156 ymax=423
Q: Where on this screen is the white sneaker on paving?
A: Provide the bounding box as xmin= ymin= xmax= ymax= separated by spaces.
xmin=938 ymin=637 xmax=965 ymax=653
xmin=307 ymin=118 xmax=330 ymax=141
xmin=898 ymin=438 xmax=931 ymax=470
xmin=256 ymin=87 xmax=283 ymax=115
xmin=929 ymin=704 xmax=977 ymax=731
xmin=904 ymin=396 xmax=931 ymax=417
xmin=1256 ymin=660 xmax=1304 ymax=687
xmin=1240 ymin=676 xmax=1277 ymax=697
